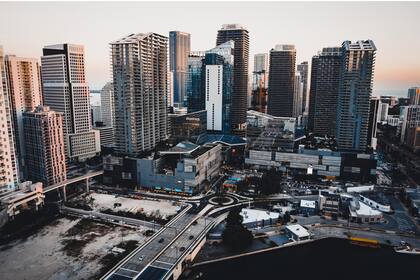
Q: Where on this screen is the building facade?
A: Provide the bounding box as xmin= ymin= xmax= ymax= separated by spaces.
xmin=169 ymin=31 xmax=191 ymax=107
xmin=267 ymin=44 xmax=296 ymax=117
xmin=0 ymin=46 xmax=19 ymax=191
xmin=110 ymin=33 xmax=168 ymax=156
xmin=186 ymin=52 xmax=205 ymax=113
xmin=308 ymin=47 xmax=342 ymax=136
xmin=216 ymin=24 xmax=249 ymax=134
xmin=336 ymin=40 xmax=376 ymax=152
xmin=4 ymin=55 xmax=43 ymax=179
xmin=23 ymin=106 xmax=67 ymax=186
xmin=41 ymin=44 xmax=100 ymax=161
xmin=408 ymin=87 xmax=420 ymax=105
xmin=205 ymin=41 xmax=234 ymax=133
xmin=297 ymin=61 xmax=309 ymax=113
xmin=168 ymin=109 xmax=207 ymax=144
xmin=251 ymin=53 xmax=269 ymax=113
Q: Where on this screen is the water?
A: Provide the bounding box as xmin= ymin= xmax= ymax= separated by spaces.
xmin=186 ymin=238 xmax=420 ymax=280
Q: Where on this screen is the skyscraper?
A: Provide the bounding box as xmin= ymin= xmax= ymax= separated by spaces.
xmin=4 ymin=55 xmax=42 ymax=178
xmin=204 ymin=41 xmax=234 ymax=133
xmin=297 ymin=61 xmax=309 ymax=113
xmin=401 ymin=105 xmax=420 ymax=152
xmin=0 ymin=46 xmax=19 ymax=191
xmin=336 ymin=40 xmax=376 ymax=152
xmin=267 ymin=44 xmax=296 ymax=117
xmin=308 ymin=47 xmax=342 ymax=136
xmin=217 ymin=24 xmax=249 ymax=133
xmin=169 ymin=31 xmax=190 ymax=107
xmin=111 ymin=33 xmax=168 ymax=155
xmin=23 ymin=106 xmax=67 ymax=186
xmin=251 ymin=53 xmax=269 ymax=113
xmin=41 ymin=44 xmax=100 ymax=161
xmin=100 ymin=82 xmax=114 ymax=128
xmin=408 ymin=87 xmax=420 ymax=105
xmin=293 ymin=72 xmax=303 ymax=117
xmin=186 ymin=52 xmax=205 ymax=113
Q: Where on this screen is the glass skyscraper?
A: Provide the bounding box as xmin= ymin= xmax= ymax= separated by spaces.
xmin=169 ymin=31 xmax=190 ymax=107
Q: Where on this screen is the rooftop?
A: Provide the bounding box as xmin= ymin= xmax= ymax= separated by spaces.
xmin=240 ymin=208 xmax=279 ymax=224
xmin=159 ymin=141 xmax=200 ymax=156
xmin=285 ymin=224 xmax=310 ymax=238
xmin=300 ymin=200 xmax=316 ymax=209
xmin=196 ymin=134 xmax=246 ymax=147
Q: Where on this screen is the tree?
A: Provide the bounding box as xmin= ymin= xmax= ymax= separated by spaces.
xmin=283 ymin=211 xmax=291 ymax=224
xmin=222 ymin=207 xmax=253 ymax=251
xmin=258 ymin=169 xmax=282 ymax=195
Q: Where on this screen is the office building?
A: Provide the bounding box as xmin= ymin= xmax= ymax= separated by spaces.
xmin=336 ymin=40 xmax=376 ymax=152
xmin=41 ymin=44 xmax=100 ymax=161
xmin=169 ymin=31 xmax=190 ymax=107
xmin=408 ymin=87 xmax=420 ymax=105
xmin=204 ymin=41 xmax=234 ymax=133
xmin=186 ymin=51 xmax=205 ymax=112
xmin=267 ymin=44 xmax=296 ymax=117
xmin=251 ymin=53 xmax=269 ymax=113
xmin=217 ymin=24 xmax=249 ymax=133
xmin=308 ymin=47 xmax=341 ymax=136
xmin=110 ymin=33 xmax=168 ymax=156
xmin=4 ymin=55 xmax=42 ymax=178
xmin=23 ymin=106 xmax=67 ymax=186
xmin=0 ymin=46 xmax=19 ymax=191
xmin=297 ymin=61 xmax=309 ymax=113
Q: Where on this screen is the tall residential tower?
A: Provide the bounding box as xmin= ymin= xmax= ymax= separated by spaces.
xmin=336 ymin=40 xmax=376 ymax=152
xmin=111 ymin=33 xmax=168 ymax=155
xmin=0 ymin=46 xmax=19 ymax=191
xmin=4 ymin=55 xmax=43 ymax=178
xmin=267 ymin=44 xmax=296 ymax=117
xmin=23 ymin=106 xmax=67 ymax=186
xmin=217 ymin=24 xmax=249 ymax=133
xmin=169 ymin=31 xmax=190 ymax=107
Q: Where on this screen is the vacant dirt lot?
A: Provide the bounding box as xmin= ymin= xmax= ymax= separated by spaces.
xmin=0 ymin=217 xmax=148 ymax=280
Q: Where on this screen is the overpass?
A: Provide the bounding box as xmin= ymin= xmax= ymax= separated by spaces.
xmin=44 ymin=170 xmax=103 ymax=200
xmin=101 ymin=203 xmax=216 ymax=280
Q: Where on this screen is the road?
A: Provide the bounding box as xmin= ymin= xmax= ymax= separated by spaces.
xmin=60 ymin=206 xmax=161 ymax=230
xmin=102 ymin=204 xmax=195 ymax=280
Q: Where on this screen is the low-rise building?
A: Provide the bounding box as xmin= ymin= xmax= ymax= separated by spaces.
xmin=285 ymin=224 xmax=310 ymax=241
xmin=300 ymin=200 xmax=317 ymax=215
xmin=240 ymin=208 xmax=280 ymax=228
xmin=349 ymin=200 xmax=383 ymax=223
xmin=103 ymin=141 xmax=222 ymax=195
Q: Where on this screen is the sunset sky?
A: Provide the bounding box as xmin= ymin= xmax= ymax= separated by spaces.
xmin=1 ymin=1 xmax=419 ymax=97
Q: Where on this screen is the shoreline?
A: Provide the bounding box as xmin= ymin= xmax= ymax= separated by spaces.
xmin=193 ymin=225 xmax=420 ymax=267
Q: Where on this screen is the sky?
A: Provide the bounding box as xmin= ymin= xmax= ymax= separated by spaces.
xmin=1 ymin=1 xmax=419 ymax=97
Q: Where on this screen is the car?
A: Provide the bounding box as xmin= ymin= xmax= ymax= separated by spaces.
xmin=138 ymin=255 xmax=144 ymax=261
xmin=189 ymin=235 xmax=194 ymax=240
xmin=158 ymin=238 xmax=164 ymax=243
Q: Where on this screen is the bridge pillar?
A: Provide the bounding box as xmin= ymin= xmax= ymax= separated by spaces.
xmin=62 ymin=185 xmax=67 ymax=202
xmin=85 ymin=178 xmax=89 ymax=193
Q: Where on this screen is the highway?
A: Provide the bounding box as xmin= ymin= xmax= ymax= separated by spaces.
xmin=102 ymin=204 xmax=194 ymax=280
xmin=60 ymin=206 xmax=161 ymax=230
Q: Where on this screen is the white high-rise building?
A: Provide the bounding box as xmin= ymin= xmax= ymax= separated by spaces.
xmin=111 ymin=33 xmax=168 ymax=155
xmin=41 ymin=44 xmax=100 ymax=161
xmin=205 ymin=41 xmax=234 ymax=133
xmin=0 ymin=46 xmax=19 ymax=191
xmin=4 ymin=55 xmax=42 ymax=179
